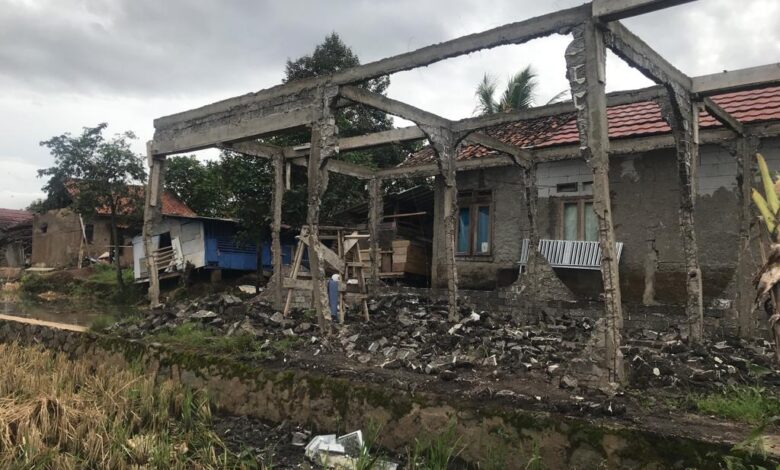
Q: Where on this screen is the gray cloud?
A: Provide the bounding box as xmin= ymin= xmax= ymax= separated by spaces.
xmin=0 ymin=0 xmax=777 ymax=209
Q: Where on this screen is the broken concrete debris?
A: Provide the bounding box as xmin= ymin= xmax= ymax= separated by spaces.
xmin=305 ymin=430 xmax=397 ymax=470
xmin=109 ymin=289 xmax=780 ymax=395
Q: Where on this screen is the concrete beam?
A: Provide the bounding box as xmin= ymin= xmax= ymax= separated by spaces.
xmin=692 ymin=63 xmax=780 ymax=95
xmin=702 ymin=97 xmax=744 ymax=136
xmin=340 ymin=126 xmax=427 ymax=150
xmin=463 ymin=132 xmax=533 ymax=167
xmin=452 ymin=85 xmax=667 ymax=133
xmin=593 ymin=0 xmax=696 ymax=22
xmin=340 ymin=86 xmax=450 ymax=128
xmin=602 ymin=21 xmax=692 ymax=91
xmin=153 ymin=105 xmax=314 ymax=156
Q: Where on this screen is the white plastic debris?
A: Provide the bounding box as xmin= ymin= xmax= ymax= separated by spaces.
xmin=238 ymin=285 xmax=256 ymax=294
xmin=653 ymin=367 xmax=660 ymax=376
xmin=305 ymin=430 xmax=398 ymax=470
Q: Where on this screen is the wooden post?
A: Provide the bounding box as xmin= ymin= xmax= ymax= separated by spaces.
xmin=423 ymin=125 xmax=459 ymax=322
xmin=733 ymin=136 xmax=759 ymax=338
xmin=308 ymin=86 xmax=338 ymax=332
xmin=143 ymin=144 xmax=165 ymax=308
xmin=368 ymin=178 xmax=383 ymax=289
xmin=271 ymin=152 xmax=285 ymax=310
xmin=659 ymin=90 xmax=704 ymax=343
xmin=565 ymin=20 xmax=624 ymax=385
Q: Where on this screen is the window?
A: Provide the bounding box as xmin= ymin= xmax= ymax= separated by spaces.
xmin=456 ymin=190 xmax=492 ymax=256
xmin=84 ymin=224 xmax=94 ymax=244
xmin=560 ymin=198 xmax=598 ymax=241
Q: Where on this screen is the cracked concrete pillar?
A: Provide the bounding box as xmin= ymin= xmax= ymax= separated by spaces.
xmin=368 ymin=177 xmax=383 ymax=291
xmin=565 ymin=20 xmax=624 ymax=385
xmin=659 ymin=91 xmax=704 ymax=343
xmin=522 ymin=163 xmax=540 ymax=310
xmin=272 ymin=151 xmax=285 ymax=310
xmin=423 ymin=125 xmax=460 ymax=322
xmin=307 ymin=86 xmax=338 ymax=332
xmin=733 ymin=136 xmax=760 ymax=338
xmin=143 ymin=145 xmax=166 ymax=308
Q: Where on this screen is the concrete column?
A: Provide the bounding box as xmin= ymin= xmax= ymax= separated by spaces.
xmin=143 ymin=145 xmax=166 ymax=308
xmin=307 ymin=86 xmax=338 ymax=332
xmin=368 ymin=178 xmax=383 ymax=290
xmin=659 ymin=90 xmax=704 ymax=343
xmin=522 ymin=163 xmax=540 ymax=309
xmin=424 ymin=125 xmax=459 ymax=322
xmin=272 ymin=152 xmax=285 ymax=310
xmin=565 ymin=20 xmax=624 ymax=385
xmin=733 ymin=136 xmax=760 ymax=337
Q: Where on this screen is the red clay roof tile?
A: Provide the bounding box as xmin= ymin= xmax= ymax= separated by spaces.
xmin=403 ymin=85 xmax=780 ymax=166
xmin=0 ymin=208 xmax=32 ymax=230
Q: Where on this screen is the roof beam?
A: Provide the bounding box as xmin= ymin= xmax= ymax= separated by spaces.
xmin=702 ymin=97 xmax=744 ymax=135
xmin=339 ymin=126 xmax=427 ymax=151
xmin=153 ymin=5 xmax=589 ymax=137
xmin=593 ymin=0 xmax=696 ymax=22
xmin=463 ymin=132 xmax=533 ymax=167
xmin=224 ymin=141 xmax=376 ymax=179
xmin=692 ymin=63 xmax=780 ymax=95
xmin=153 ymin=105 xmax=314 ymax=156
xmin=340 ymin=86 xmax=450 ymax=127
xmin=602 ymin=21 xmax=692 ymax=91
xmin=452 ymin=85 xmax=667 ymax=133
xmin=376 ymin=154 xmax=516 ymax=180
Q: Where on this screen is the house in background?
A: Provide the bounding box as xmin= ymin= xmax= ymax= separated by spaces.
xmin=0 ymin=208 xmax=33 ymax=268
xmin=132 ymin=215 xmax=297 ymax=282
xmin=31 ymin=188 xmax=195 ymax=269
xmin=402 ymin=85 xmax=780 ymax=306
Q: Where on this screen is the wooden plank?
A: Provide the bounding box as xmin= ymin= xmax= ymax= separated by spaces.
xmin=299 ymin=234 xmax=346 ymax=272
xmin=593 ymin=0 xmax=695 ymax=22
xmin=284 ymin=278 xmax=346 ymax=291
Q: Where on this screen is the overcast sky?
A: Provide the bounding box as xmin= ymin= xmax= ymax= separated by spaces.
xmin=1 ymin=0 xmax=778 ymax=209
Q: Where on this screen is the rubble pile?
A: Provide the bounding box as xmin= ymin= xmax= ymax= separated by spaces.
xmin=109 ymin=289 xmax=780 ymax=392
xmin=624 ymin=327 xmax=780 ymax=389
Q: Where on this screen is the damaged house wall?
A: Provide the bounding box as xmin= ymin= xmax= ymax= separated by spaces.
xmin=430 ymin=136 xmax=780 ymax=305
xmin=31 ymin=208 xmax=134 ymax=269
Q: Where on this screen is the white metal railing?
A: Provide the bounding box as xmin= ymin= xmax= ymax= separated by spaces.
xmin=519 ymin=239 xmax=623 ymax=270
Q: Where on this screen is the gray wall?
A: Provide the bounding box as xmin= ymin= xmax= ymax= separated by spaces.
xmin=432 ymin=137 xmax=780 ymax=304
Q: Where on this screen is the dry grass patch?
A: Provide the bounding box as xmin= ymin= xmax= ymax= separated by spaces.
xmin=0 ymin=342 xmax=252 ymax=469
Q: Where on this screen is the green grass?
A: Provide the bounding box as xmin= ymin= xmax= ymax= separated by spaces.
xmin=146 ymin=323 xmax=301 ymax=360
xmin=407 ymin=420 xmax=463 ymax=470
xmin=693 ymin=386 xmax=780 ymax=425
xmin=20 ymin=265 xmax=142 ymax=306
xmin=87 ymin=263 xmax=134 ymax=286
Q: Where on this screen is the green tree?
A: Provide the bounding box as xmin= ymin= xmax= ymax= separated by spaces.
xmin=164 ymin=156 xmax=227 ymax=217
xmin=474 ymin=65 xmax=568 ymax=115
xmin=38 ymin=123 xmax=145 ymax=290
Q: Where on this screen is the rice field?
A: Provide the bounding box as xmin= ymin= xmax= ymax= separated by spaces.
xmin=0 ymin=342 xmax=252 ymax=469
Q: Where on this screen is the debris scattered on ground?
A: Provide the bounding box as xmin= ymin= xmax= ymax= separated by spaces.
xmin=108 ymin=288 xmax=780 ymax=395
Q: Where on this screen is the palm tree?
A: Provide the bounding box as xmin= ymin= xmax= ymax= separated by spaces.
xmin=474 ymin=65 xmax=568 ymax=115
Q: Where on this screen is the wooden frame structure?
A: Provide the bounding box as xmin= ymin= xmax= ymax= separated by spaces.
xmin=145 ymin=0 xmax=780 ymax=384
